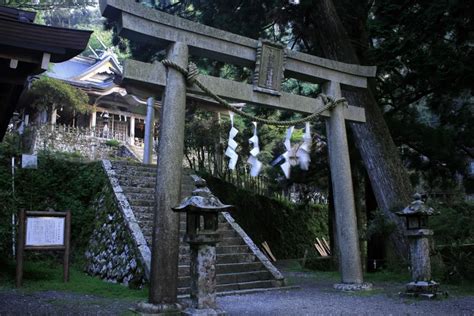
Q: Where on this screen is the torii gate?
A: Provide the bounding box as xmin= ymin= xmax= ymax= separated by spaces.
xmin=100 ymin=0 xmax=375 ymax=308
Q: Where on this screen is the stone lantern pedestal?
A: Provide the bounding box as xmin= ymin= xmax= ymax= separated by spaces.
xmin=173 ymin=176 xmax=232 ymax=316
xmin=404 ymin=229 xmax=440 ymax=298
xmin=397 ymin=194 xmax=441 ymax=299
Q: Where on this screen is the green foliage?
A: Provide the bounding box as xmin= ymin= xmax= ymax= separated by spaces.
xmin=0 ymin=135 xmax=21 ymax=255
xmin=0 ymin=147 xmax=107 ymax=260
xmin=0 ymin=133 xmax=21 ymax=161
xmin=81 ymin=25 xmax=130 ymax=62
xmin=105 ymin=139 xmax=120 ymax=148
xmin=430 ymin=201 xmax=474 ymax=282
xmin=0 ymin=259 xmax=147 ymax=299
xmin=37 ymin=4 xmax=100 ymax=27
xmin=26 ymin=77 xmax=89 ymax=114
xmin=0 ymin=0 xmax=96 ymax=11
xmin=431 ymin=201 xmax=474 ymax=248
xmin=304 ymin=257 xmax=335 ymax=272
xmin=204 ymin=174 xmax=328 ymax=259
xmin=369 ymin=0 xmax=473 ymax=185
xmin=184 ymin=108 xmax=221 ymax=168
xmin=366 ymin=209 xmax=396 ymax=240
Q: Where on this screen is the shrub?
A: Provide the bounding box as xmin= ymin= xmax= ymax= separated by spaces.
xmin=105 ymin=139 xmax=121 ymax=148
xmin=204 ymin=174 xmax=329 ymax=259
xmin=0 ymin=148 xmax=107 ymax=261
xmin=430 ymin=201 xmax=474 ymax=282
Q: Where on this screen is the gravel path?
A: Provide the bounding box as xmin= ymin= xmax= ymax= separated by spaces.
xmin=1 ymin=271 xmax=473 ymax=315
xmin=0 ymin=290 xmax=133 ymax=315
xmin=218 ymin=271 xmax=474 ymax=316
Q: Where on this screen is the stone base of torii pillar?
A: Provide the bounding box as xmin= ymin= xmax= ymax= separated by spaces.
xmin=135 ymin=302 xmax=183 ymax=316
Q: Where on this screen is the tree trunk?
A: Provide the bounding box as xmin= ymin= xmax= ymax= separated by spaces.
xmin=310 ymin=0 xmax=411 ymax=259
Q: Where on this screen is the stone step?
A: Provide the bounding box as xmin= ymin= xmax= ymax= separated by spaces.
xmin=134 ymin=212 xmax=154 ymax=222
xmin=177 ymin=280 xmax=276 ymax=295
xmin=178 ymin=262 xmax=265 ymax=276
xmin=177 ymin=230 xmax=242 ymax=241
xmin=216 ymin=280 xmax=276 ymax=293
xmin=116 ymin=176 xmax=156 ymax=187
xmin=177 ymin=230 xmax=240 ymax=242
xmin=115 ymin=171 xmax=157 ymax=178
xmin=218 ymin=237 xmax=246 ymax=246
xmin=131 ymin=205 xmax=153 ymax=214
xmin=128 ymin=199 xmax=155 ymax=207
xmin=113 ymin=167 xmax=155 ymax=173
xmin=113 ymin=167 xmax=158 ymax=175
xmin=121 ymin=186 xmax=155 ymax=194
xmin=178 ymin=270 xmax=272 ymax=288
xmin=216 ymin=245 xmax=251 ymax=254
xmin=216 ymin=230 xmax=240 ymax=238
xmin=112 ymin=161 xmax=158 ymax=170
xmin=179 ymin=253 xmax=256 ymax=265
xmin=117 ymin=173 xmax=156 ymax=180
xmin=125 ymin=192 xmax=155 ymax=201
xmin=180 ymin=222 xmax=232 ymax=230
xmin=179 ymin=245 xmax=251 ymax=256
xmin=112 ymin=162 xmax=193 ymax=176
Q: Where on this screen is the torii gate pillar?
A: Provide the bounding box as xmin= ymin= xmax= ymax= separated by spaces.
xmin=148 ymin=42 xmax=188 ymax=311
xmin=324 ymin=81 xmax=369 ymax=289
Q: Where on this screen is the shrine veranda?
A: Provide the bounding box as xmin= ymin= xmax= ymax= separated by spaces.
xmin=100 ymin=0 xmax=377 ymax=305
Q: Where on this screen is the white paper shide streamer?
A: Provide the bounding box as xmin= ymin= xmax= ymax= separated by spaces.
xmin=296 ymin=122 xmax=312 ymax=170
xmin=225 ymin=112 xmax=239 ymax=170
xmin=280 ymin=126 xmax=294 ymax=178
xmin=247 ymin=122 xmax=262 ymax=177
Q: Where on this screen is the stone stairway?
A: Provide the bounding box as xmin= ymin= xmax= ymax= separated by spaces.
xmin=106 ymin=160 xmax=285 ymax=295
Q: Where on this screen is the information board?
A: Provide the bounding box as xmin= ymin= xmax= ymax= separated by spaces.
xmin=21 ymin=154 xmax=38 ymax=169
xmin=25 ymin=217 xmax=65 ymax=246
xmin=16 ymin=210 xmax=71 ymax=287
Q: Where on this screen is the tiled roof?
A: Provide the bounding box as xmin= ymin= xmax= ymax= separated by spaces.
xmin=0 ymin=5 xmax=92 ymax=62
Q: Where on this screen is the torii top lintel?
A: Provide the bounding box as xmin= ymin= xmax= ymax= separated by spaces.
xmin=100 ymin=0 xmax=376 ymax=89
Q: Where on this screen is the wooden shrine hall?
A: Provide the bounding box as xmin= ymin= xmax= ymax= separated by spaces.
xmin=0 ymin=5 xmax=92 ymax=141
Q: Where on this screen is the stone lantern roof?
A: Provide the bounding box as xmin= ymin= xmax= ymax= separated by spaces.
xmin=173 ymin=176 xmax=234 ymax=213
xmin=396 ymin=193 xmax=436 ymax=217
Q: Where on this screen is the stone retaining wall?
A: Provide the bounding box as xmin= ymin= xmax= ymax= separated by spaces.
xmin=31 ymin=124 xmax=134 ymax=161
xmin=84 ymin=184 xmax=146 ymax=288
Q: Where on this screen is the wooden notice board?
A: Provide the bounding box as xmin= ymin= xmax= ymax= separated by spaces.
xmin=16 ymin=210 xmax=71 ymax=287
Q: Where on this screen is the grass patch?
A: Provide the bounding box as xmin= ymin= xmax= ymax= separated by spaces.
xmin=285 ymin=260 xmax=474 ymax=297
xmin=271 ymin=260 xmax=337 ymax=287
xmin=442 ymin=282 xmax=474 ymax=296
xmin=364 ymin=270 xmax=410 ymax=283
xmin=0 ymin=259 xmax=147 ymax=300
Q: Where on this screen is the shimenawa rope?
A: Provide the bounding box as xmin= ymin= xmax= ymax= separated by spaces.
xmin=161 ymin=59 xmax=347 ymax=126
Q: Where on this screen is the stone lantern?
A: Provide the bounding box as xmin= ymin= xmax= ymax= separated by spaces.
xmin=396 ymin=193 xmax=439 ymax=298
xmin=102 ymin=112 xmax=110 ymax=137
xmin=173 ymin=175 xmax=233 ymax=316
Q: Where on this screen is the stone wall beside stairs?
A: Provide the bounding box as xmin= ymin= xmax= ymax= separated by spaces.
xmin=84 ymin=184 xmax=146 ymax=288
